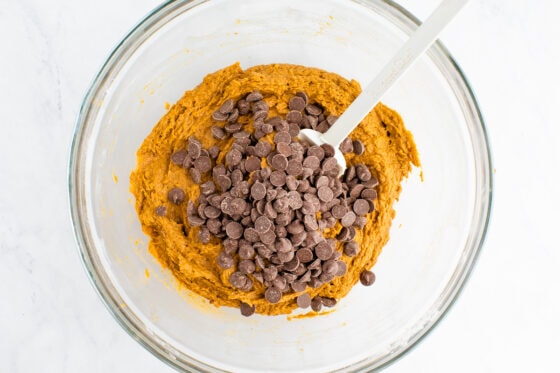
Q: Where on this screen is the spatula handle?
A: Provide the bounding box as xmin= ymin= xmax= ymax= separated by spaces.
xmin=321 ymin=0 xmax=469 ymax=146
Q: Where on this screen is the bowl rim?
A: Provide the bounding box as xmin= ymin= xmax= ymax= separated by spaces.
xmin=68 ymin=0 xmax=493 ymax=371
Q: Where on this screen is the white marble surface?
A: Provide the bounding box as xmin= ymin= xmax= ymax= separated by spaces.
xmin=1 ymin=0 xmax=559 ymax=371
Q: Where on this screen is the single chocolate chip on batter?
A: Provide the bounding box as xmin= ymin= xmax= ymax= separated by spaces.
xmin=155 ymin=205 xmax=167 ymax=216
xmin=264 ymin=287 xmax=282 ymax=304
xmin=311 ymin=296 xmax=323 ymax=312
xmin=360 ymin=270 xmax=376 ymax=286
xmin=296 ymin=293 xmax=311 ymax=308
xmin=167 ymin=188 xmax=185 ymax=204
xmin=240 ymin=302 xmax=256 ymax=317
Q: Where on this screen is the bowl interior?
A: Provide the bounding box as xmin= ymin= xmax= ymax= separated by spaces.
xmin=72 ymin=0 xmax=490 ymax=371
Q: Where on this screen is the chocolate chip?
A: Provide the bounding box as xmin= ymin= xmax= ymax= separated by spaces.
xmin=335 ymin=227 xmax=350 ymax=242
xmin=167 ymin=188 xmax=185 ymax=204
xmin=212 ymin=110 xmax=229 ymax=121
xmin=207 ymin=218 xmax=222 ymax=234
xmin=261 ymin=266 xmax=276 ymax=282
xmin=307 ymin=115 xmax=318 ymax=128
xmin=254 ymin=141 xmax=272 ymax=157
xmin=290 ymin=231 xmax=307 ymax=246
xmin=315 ymin=241 xmax=333 ymax=260
xmin=341 ymin=211 xmax=356 ymax=227
xmin=326 ymin=115 xmax=338 ymax=126
xmin=296 ymin=293 xmax=311 ymax=308
xmin=295 ymin=92 xmax=309 ymax=105
xmin=237 ymin=99 xmax=250 ymax=115
xmin=360 ymin=270 xmax=376 ymax=286
xmin=353 ymin=139 xmax=365 ymax=155
xmin=363 ymin=177 xmax=379 ymax=188
xmin=253 ymin=99 xmax=269 ymax=113
xmin=344 ymin=166 xmax=356 ymax=182
xmin=353 ymin=199 xmax=370 ymax=216
xmin=253 ymin=272 xmax=264 ymax=283
xmin=155 ymin=206 xmax=167 ymax=216
xmin=246 ymin=181 xmax=265 ymax=201
xmin=286 ymin=175 xmax=299 ymax=191
xmin=288 ymin=122 xmax=300 ymax=137
xmin=238 ymin=243 xmax=255 ymax=260
xmin=286 ymin=110 xmax=302 ymax=123
xmin=229 ymin=271 xmax=249 ymax=289
xmin=282 ymin=161 xmax=301 ymax=178
xmin=320 ymin=144 xmax=335 ymax=158
xmin=339 ymin=138 xmax=354 ymax=154
xmin=311 ymin=297 xmax=323 ymax=312
xmin=271 ymin=154 xmax=288 ymax=171
xmin=217 ymin=252 xmax=234 ymax=269
xmin=361 ymin=188 xmax=377 ymax=200
xmin=317 ymin=186 xmax=334 ymax=202
xmin=193 ymin=157 xmax=212 ymax=173
xmin=307 ymin=258 xmax=321 ymax=270
xmin=259 ymin=229 xmax=277 ymax=245
xmin=216 ymin=175 xmax=232 ymax=192
xmin=273 ymin=131 xmax=291 ymax=145
xmin=302 ymin=156 xmax=320 ymax=170
xmin=286 ymin=191 xmax=303 ymax=209
xmin=230 ymin=198 xmax=248 ymax=215
xmin=270 ymin=170 xmax=287 ymax=187
xmin=350 ymin=184 xmax=365 ymax=199
xmin=331 ymin=204 xmax=348 ymax=219
xmin=316 ymin=121 xmax=329 ymax=133
xmin=303 ymin=214 xmax=318 ymax=231
xmin=336 ymin=261 xmax=347 ymax=276
xmin=254 ymin=110 xmax=268 ymax=121
xmin=343 ymin=241 xmax=359 ymax=257
xmin=188 ymin=141 xmax=202 ymax=160
xmin=240 ymin=302 xmax=255 ymax=317
xmin=246 ymin=91 xmax=263 ymax=102
xmin=199 ymin=181 xmax=215 ymax=196
xmin=231 ymin=169 xmax=244 ymax=186
xmin=255 ymin=216 xmax=272 ymax=233
xmin=208 ymin=146 xmax=220 ymax=159
xmin=322 ymin=297 xmax=337 ymax=307
xmin=356 ymin=165 xmax=372 ymax=181
xmin=204 ymin=205 xmax=221 ymax=219
xmin=225 ymin=149 xmax=242 ymax=166
xmin=238 ymin=259 xmax=256 ymax=274
xmin=256 ymin=253 xmax=269 ymax=268
xmin=291 ymin=281 xmax=307 ymax=292
xmin=218 ymin=98 xmax=235 ymax=114
xmin=283 ymin=256 xmax=300 ymax=272
xmin=354 ymin=216 xmax=367 ymax=229
xmin=288 ymin=96 xmax=306 ymax=111
xmin=272 ymin=238 xmax=290 ymax=254
xmin=305 ymin=104 xmax=322 ymax=116
xmin=225 ymin=221 xmax=243 ymax=239
xmin=171 ymin=150 xmax=188 ymax=165
xmin=296 ymin=248 xmax=314 ymax=263
xmin=264 ymin=287 xmax=282 ymax=303
xmin=228 ymin=108 xmax=240 ymax=123
xmin=321 ymin=157 xmax=338 ymax=173
xmin=322 ymin=261 xmax=338 ymax=276
xmin=273 ymin=275 xmax=288 ymax=290
xmin=222 ymin=237 xmax=238 ymax=252
xmin=243 ymin=156 xmax=259 ymax=173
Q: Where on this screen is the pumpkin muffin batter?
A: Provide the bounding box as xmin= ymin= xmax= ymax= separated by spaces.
xmin=130 ymin=63 xmax=419 ymax=316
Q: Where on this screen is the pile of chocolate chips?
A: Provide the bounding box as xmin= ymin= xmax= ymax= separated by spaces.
xmin=165 ymin=91 xmax=378 ymax=316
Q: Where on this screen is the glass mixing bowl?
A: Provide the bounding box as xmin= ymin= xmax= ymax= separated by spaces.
xmin=69 ymin=0 xmax=492 ymax=371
